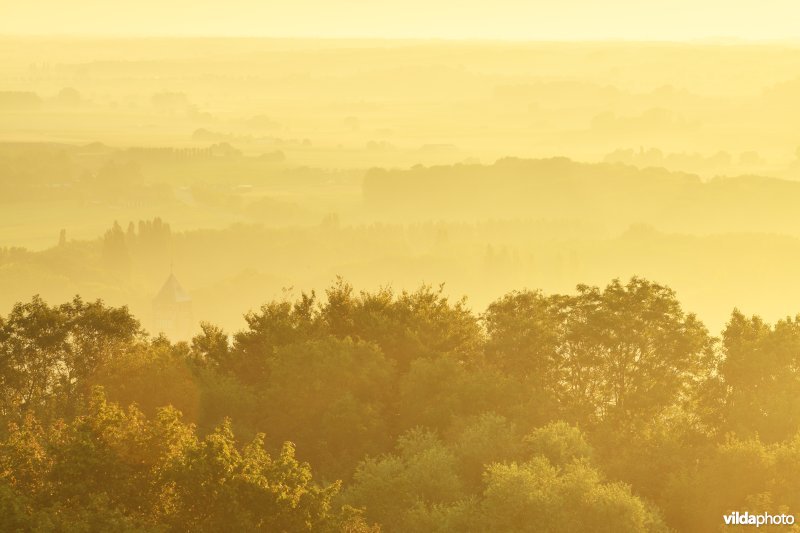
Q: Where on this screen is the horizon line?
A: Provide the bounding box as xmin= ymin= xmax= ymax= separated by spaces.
xmin=2 ymin=33 xmax=800 ymax=46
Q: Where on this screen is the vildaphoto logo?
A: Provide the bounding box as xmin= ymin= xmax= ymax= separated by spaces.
xmin=723 ymin=512 xmax=795 ymax=527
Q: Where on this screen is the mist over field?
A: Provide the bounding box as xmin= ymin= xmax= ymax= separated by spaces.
xmin=3 ymin=29 xmax=800 ymax=533
xmin=3 ymin=38 xmax=800 ymax=333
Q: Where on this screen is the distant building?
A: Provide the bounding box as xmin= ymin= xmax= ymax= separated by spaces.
xmin=152 ymin=273 xmax=193 ymax=340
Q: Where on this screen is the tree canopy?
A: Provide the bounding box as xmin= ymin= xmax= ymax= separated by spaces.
xmin=1 ymin=277 xmax=798 ymax=531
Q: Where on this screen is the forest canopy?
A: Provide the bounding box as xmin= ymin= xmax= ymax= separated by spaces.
xmin=2 ymin=278 xmax=798 ymax=531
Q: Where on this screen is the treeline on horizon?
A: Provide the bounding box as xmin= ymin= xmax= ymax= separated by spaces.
xmin=2 ymin=277 xmax=800 ymax=532
xmin=6 ymin=213 xmax=800 ymax=343
xmin=0 ymin=141 xmax=332 ymax=205
xmin=4 ymin=38 xmax=800 ymax=181
xmin=6 ymin=141 xmax=800 ymax=238
xmin=7 ymin=145 xmax=800 ymax=329
xmin=364 ymin=157 xmax=800 ymax=234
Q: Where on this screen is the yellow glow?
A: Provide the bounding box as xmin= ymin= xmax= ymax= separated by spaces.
xmin=3 ymin=0 xmax=800 ymax=41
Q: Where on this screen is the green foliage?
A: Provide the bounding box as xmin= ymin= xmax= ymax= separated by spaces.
xmin=478 ymin=458 xmax=669 ymax=533
xmin=321 ymin=279 xmax=484 ymax=370
xmin=524 ymin=421 xmax=593 ymax=466
xmin=343 ymin=428 xmax=465 ymax=531
xmin=90 ymin=337 xmax=200 ymax=421
xmin=483 ymin=278 xmax=714 ymax=426
xmin=3 ymin=277 xmax=800 ymax=531
xmin=0 ymin=295 xmax=142 ymax=420
xmin=397 ymin=357 xmax=520 ymax=433
xmin=662 ymin=434 xmax=800 ymax=532
xmin=710 ymin=310 xmax=800 ymax=441
xmin=260 ymin=337 xmax=396 ymax=480
xmin=449 ymin=413 xmax=524 ymax=490
xmin=483 ymin=289 xmax=566 ymax=383
xmin=0 ymin=389 xmax=355 ymax=532
xmin=230 ymin=292 xmax=319 ymax=383
xmin=190 ymin=322 xmax=230 ymax=368
xmin=344 ymin=422 xmax=668 ymax=533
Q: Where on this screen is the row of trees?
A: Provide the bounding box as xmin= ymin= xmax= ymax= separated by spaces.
xmin=1 ymin=278 xmax=799 ymax=531
xmin=363 ymin=158 xmax=800 ymax=236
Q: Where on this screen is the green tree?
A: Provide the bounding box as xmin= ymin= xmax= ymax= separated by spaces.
xmin=260 ymin=338 xmax=396 ymax=479
xmin=477 ymin=458 xmax=669 ymax=533
xmin=524 ymin=421 xmax=592 ymax=466
xmin=397 ymin=356 xmax=520 ymax=433
xmin=712 ymin=311 xmax=800 ymax=441
xmin=0 ymin=296 xmax=142 ymax=421
xmin=230 ymin=292 xmax=318 ymax=384
xmin=483 ymin=290 xmax=567 ymax=389
xmin=343 ymin=428 xmax=464 ymax=532
xmin=321 ymin=280 xmax=483 ymax=371
xmin=0 ymin=388 xmax=359 ymax=532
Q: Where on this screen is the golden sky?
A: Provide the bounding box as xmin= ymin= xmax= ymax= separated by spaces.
xmin=1 ymin=0 xmax=799 ymax=41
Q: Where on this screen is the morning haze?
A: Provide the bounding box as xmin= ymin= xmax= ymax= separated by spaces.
xmin=1 ymin=4 xmax=800 ymax=531
xmin=2 ymin=37 xmax=800 ymax=334
xmin=4 ymin=0 xmax=800 ymax=40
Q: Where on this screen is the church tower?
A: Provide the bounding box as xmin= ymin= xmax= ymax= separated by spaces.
xmin=152 ymin=272 xmax=193 ymax=340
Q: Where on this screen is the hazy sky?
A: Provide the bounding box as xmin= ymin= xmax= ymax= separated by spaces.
xmin=2 ymin=0 xmax=799 ymax=41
